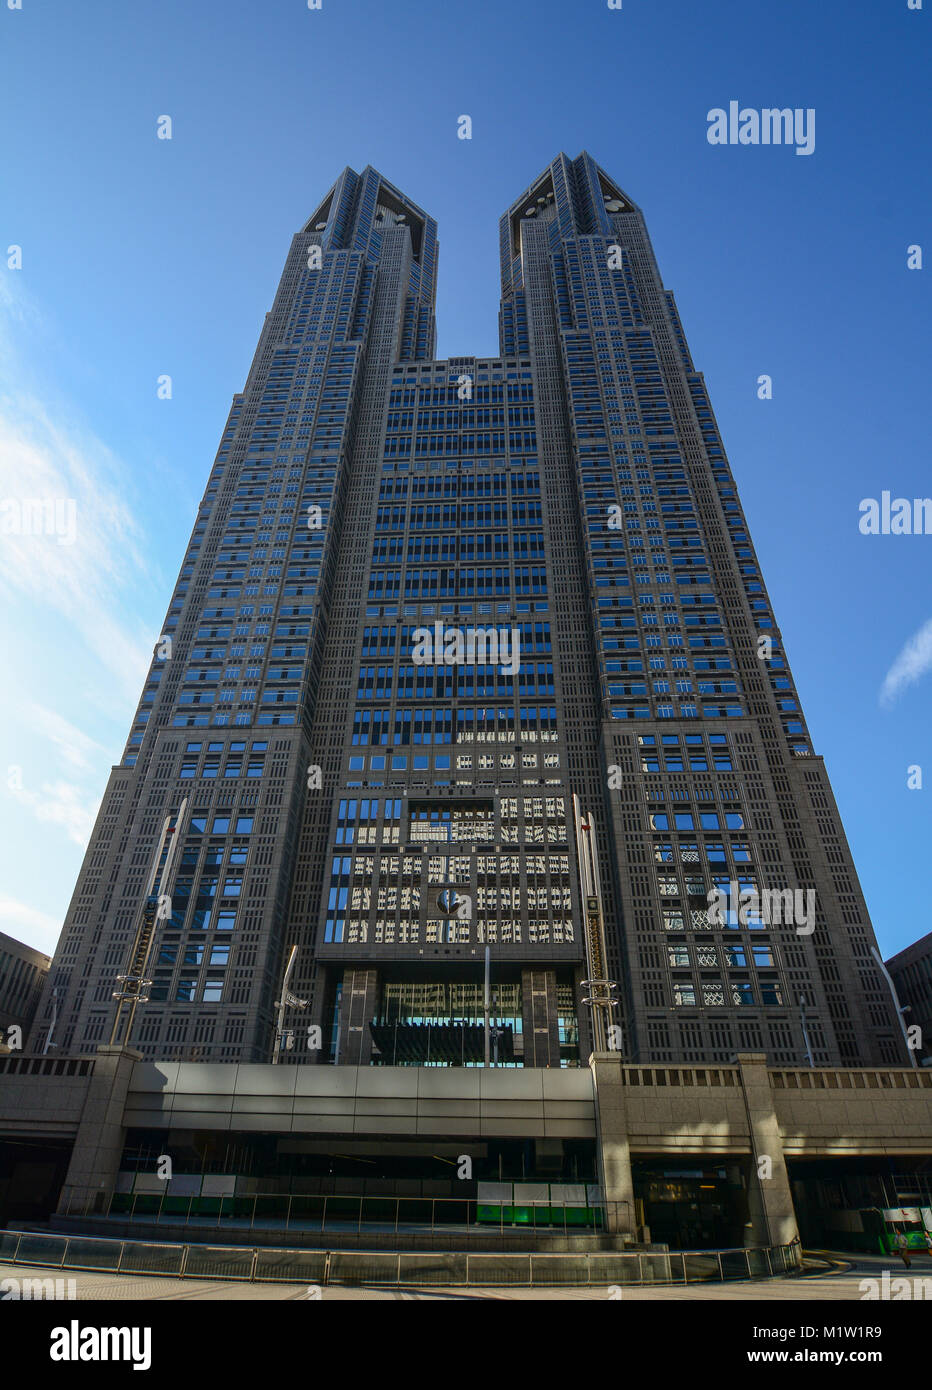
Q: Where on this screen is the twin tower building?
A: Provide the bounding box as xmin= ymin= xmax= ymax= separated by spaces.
xmin=29 ymin=153 xmax=904 ymax=1072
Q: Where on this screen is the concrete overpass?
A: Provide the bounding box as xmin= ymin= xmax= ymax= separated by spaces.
xmin=2 ymin=1049 xmax=931 ymax=1248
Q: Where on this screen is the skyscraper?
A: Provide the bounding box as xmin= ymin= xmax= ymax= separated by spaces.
xmin=29 ymin=153 xmax=905 ymax=1070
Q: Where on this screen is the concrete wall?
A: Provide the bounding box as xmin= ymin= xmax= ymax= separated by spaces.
xmin=771 ymin=1067 xmax=932 ymax=1158
xmin=584 ymin=1061 xmax=932 ymax=1157
xmin=4 ymin=1053 xmax=931 ymax=1156
xmin=4 ymin=1049 xmax=932 ymax=1240
xmin=123 ymin=1060 xmax=598 ymax=1138
xmin=0 ymin=1056 xmax=93 ymax=1138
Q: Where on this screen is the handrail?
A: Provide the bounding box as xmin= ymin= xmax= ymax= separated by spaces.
xmin=0 ymin=1228 xmax=802 ymax=1287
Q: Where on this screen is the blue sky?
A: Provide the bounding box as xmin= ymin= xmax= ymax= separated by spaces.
xmin=0 ymin=0 xmax=929 ymax=960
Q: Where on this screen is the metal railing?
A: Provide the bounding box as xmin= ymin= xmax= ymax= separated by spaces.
xmin=0 ymin=1228 xmax=802 ymax=1286
xmin=60 ymin=1187 xmax=609 ymax=1238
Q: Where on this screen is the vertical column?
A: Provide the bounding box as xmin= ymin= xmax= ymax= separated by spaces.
xmin=735 ymin=1052 xmax=800 ymax=1248
xmin=57 ymin=1045 xmax=141 ymax=1217
xmin=338 ymin=968 xmax=379 ymax=1066
xmin=589 ymin=1052 xmax=637 ymax=1240
xmin=521 ymin=969 xmax=561 ymax=1067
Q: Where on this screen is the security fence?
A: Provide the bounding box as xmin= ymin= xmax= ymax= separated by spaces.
xmin=71 ymin=1186 xmax=611 ymax=1236
xmin=0 ymin=1228 xmax=802 ymax=1286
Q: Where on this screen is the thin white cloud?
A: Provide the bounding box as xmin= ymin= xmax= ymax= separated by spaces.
xmin=0 ymin=394 xmax=154 ymax=703
xmin=0 ymin=272 xmax=41 ymax=331
xmin=0 ymin=893 xmax=58 ymax=956
xmin=0 ymin=274 xmax=155 ymax=706
xmin=880 ymin=618 xmax=932 ymax=707
xmin=7 ymin=777 xmax=100 ymax=847
xmin=20 ymin=703 xmax=107 ymax=773
xmin=0 ymin=279 xmax=152 ymax=955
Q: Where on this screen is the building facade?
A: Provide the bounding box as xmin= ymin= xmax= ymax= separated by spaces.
xmin=887 ymin=933 xmax=932 ymax=1066
xmin=28 ymin=153 xmax=905 ymax=1070
xmin=0 ymin=932 xmax=50 ymax=1043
